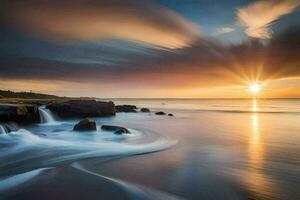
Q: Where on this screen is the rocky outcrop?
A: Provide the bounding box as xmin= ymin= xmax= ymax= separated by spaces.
xmin=116 ymin=105 xmax=137 ymax=112
xmin=101 ymin=125 xmax=130 ymax=134
xmin=155 ymin=111 xmax=166 ymax=115
xmin=73 ymin=119 xmax=96 ymax=131
xmin=140 ymin=108 xmax=150 ymax=112
xmin=0 ymin=104 xmax=40 ymax=124
xmin=168 ymin=113 xmax=174 ymax=116
xmin=47 ymin=100 xmax=115 ymax=119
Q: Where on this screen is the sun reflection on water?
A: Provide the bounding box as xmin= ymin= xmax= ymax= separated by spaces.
xmin=249 ymin=113 xmax=262 ymax=166
xmin=252 ymin=98 xmax=258 ymax=112
xmin=249 ymin=99 xmax=263 ymax=167
xmin=245 ymin=100 xmax=277 ymax=199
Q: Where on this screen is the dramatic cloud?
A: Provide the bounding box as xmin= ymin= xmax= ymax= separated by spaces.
xmin=0 ymin=0 xmax=199 ymax=48
xmin=237 ymin=0 xmax=300 ymax=39
xmin=1 ymin=27 xmax=300 ymax=89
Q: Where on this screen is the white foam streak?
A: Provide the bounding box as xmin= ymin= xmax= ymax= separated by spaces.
xmin=72 ymin=163 xmax=184 ymax=200
xmin=47 ymin=136 xmax=177 ymax=164
xmin=0 ymin=127 xmax=177 ymax=167
xmin=0 ymin=168 xmax=51 ymax=192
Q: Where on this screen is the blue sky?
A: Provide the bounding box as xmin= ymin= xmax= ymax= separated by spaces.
xmin=158 ymin=0 xmax=253 ymax=42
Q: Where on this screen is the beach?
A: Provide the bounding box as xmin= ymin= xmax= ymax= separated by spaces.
xmin=0 ymin=99 xmax=299 ymax=200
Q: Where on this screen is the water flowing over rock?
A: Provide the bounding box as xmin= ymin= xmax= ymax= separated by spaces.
xmin=47 ymin=100 xmax=115 ymax=119
xmin=38 ymin=106 xmax=56 ymax=124
xmin=0 ymin=123 xmax=18 ymax=134
xmin=0 ymin=105 xmax=40 ymax=124
xmin=0 ymin=124 xmax=7 ymax=134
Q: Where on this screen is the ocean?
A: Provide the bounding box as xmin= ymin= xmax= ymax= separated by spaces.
xmin=0 ymin=99 xmax=299 ymax=200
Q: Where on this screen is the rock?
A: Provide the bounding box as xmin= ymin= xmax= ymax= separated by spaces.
xmin=0 ymin=104 xmax=40 ymax=124
xmin=47 ymin=100 xmax=115 ymax=119
xmin=140 ymin=108 xmax=150 ymax=112
xmin=168 ymin=113 xmax=174 ymax=116
xmin=101 ymin=125 xmax=130 ymax=134
xmin=155 ymin=111 xmax=166 ymax=115
xmin=116 ymin=105 xmax=137 ymax=112
xmin=73 ymin=119 xmax=96 ymax=131
xmin=114 ymin=129 xmax=129 ymax=135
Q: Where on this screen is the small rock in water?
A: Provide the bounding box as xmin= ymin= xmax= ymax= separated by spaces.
xmin=140 ymin=108 xmax=150 ymax=112
xmin=101 ymin=125 xmax=130 ymax=134
xmin=116 ymin=105 xmax=137 ymax=112
xmin=114 ymin=129 xmax=130 ymax=135
xmin=73 ymin=119 xmax=96 ymax=131
xmin=155 ymin=111 xmax=166 ymax=115
xmin=168 ymin=113 xmax=174 ymax=116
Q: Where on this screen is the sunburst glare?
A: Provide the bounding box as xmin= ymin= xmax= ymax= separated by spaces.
xmin=249 ymin=83 xmax=262 ymax=95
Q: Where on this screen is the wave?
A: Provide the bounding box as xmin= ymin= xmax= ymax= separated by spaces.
xmin=0 ymin=126 xmax=177 ymax=172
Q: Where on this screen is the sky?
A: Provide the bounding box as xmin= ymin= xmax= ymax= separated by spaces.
xmin=0 ymin=0 xmax=300 ymax=98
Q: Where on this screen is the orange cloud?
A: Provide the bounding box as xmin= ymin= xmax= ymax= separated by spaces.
xmin=237 ymin=0 xmax=300 ymax=39
xmin=1 ymin=0 xmax=200 ymax=48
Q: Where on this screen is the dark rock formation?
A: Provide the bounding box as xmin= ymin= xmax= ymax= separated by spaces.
xmin=0 ymin=104 xmax=40 ymax=124
xmin=114 ymin=129 xmax=130 ymax=134
xmin=101 ymin=125 xmax=130 ymax=134
xmin=47 ymin=100 xmax=115 ymax=119
xmin=73 ymin=119 xmax=96 ymax=131
xmin=116 ymin=105 xmax=137 ymax=112
xmin=140 ymin=108 xmax=150 ymax=112
xmin=168 ymin=113 xmax=174 ymax=116
xmin=155 ymin=111 xmax=166 ymax=115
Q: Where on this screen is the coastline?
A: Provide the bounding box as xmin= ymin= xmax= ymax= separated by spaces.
xmin=0 ymin=98 xmax=299 ymax=200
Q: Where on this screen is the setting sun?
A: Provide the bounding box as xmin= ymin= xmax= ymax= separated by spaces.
xmin=249 ymin=83 xmax=261 ymax=95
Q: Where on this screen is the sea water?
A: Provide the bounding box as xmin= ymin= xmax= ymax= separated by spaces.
xmin=0 ymin=99 xmax=299 ymax=200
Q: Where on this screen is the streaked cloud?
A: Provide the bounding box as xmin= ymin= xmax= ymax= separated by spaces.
xmin=1 ymin=27 xmax=300 ymax=90
xmin=214 ymin=26 xmax=235 ymax=35
xmin=0 ymin=0 xmax=200 ymax=48
xmin=237 ymin=0 xmax=300 ymax=39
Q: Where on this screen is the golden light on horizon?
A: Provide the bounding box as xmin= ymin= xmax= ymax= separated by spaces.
xmin=249 ymin=83 xmax=262 ymax=95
